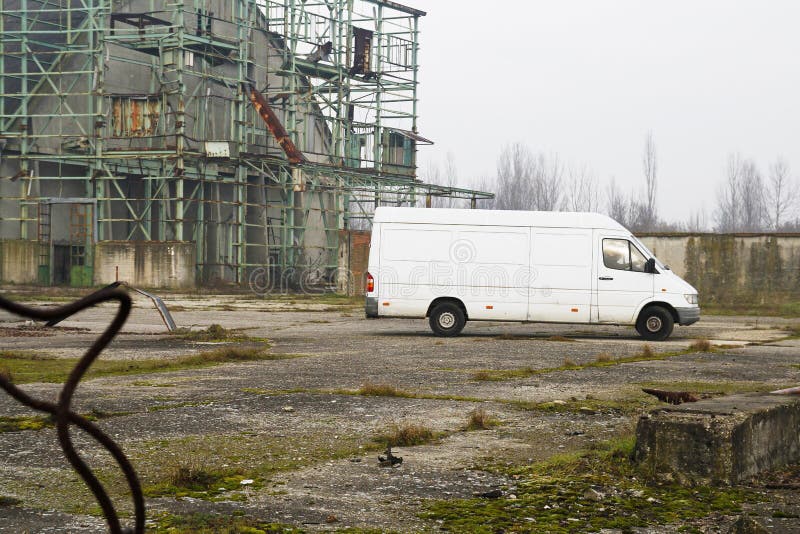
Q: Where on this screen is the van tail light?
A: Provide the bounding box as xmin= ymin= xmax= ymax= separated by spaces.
xmin=366 ymin=272 xmax=374 ymax=293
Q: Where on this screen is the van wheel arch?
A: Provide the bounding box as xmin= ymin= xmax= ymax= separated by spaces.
xmin=639 ymin=302 xmax=678 ymax=324
xmin=426 ymin=297 xmax=468 ymax=320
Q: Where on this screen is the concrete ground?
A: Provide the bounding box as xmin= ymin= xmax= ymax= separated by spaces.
xmin=1 ymin=291 xmax=800 ymax=532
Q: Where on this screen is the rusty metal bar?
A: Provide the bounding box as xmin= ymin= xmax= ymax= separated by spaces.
xmin=246 ymin=83 xmax=306 ymax=165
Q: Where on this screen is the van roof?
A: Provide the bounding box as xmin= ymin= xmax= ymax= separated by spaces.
xmin=373 ymin=207 xmax=628 ymax=231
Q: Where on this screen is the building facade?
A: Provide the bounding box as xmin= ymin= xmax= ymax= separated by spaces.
xmin=0 ymin=0 xmax=490 ymax=288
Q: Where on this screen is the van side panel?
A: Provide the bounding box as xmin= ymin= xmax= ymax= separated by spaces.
xmin=528 ymin=229 xmax=593 ymax=323
xmin=376 ymin=223 xmax=529 ymax=320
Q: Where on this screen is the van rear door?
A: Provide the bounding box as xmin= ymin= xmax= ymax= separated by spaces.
xmin=594 ymin=232 xmax=654 ymax=324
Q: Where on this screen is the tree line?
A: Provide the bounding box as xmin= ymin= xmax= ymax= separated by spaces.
xmin=426 ymin=133 xmax=799 ymax=233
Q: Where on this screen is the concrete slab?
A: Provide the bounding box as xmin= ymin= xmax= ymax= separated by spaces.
xmin=634 ymin=393 xmax=800 ymax=485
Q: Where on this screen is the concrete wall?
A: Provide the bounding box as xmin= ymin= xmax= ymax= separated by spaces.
xmin=94 ymin=241 xmax=195 ymax=288
xmin=0 ymin=240 xmax=39 ymax=284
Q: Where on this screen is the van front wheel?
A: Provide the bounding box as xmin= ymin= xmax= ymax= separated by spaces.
xmin=636 ymin=306 xmax=674 ymax=341
xmin=429 ymin=303 xmax=466 ymax=337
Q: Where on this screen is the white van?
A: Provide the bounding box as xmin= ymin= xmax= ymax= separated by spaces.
xmin=364 ymin=207 xmax=699 ymax=340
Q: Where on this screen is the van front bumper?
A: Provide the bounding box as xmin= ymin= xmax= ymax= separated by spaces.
xmin=676 ymin=307 xmax=700 ymax=326
xmin=365 ymin=296 xmax=379 ymax=318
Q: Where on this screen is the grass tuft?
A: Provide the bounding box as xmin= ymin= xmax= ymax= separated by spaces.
xmin=562 ymin=357 xmax=577 ymax=368
xmin=357 ymin=382 xmax=414 ymax=398
xmin=375 ymin=423 xmax=437 ymax=447
xmin=464 ymin=408 xmax=498 ymax=430
xmin=688 ymin=338 xmax=713 ymax=352
xmin=144 ymin=459 xmax=257 ymax=499
xmin=640 ymin=344 xmax=654 ymax=358
xmin=172 ymin=324 xmax=259 ymax=343
xmin=470 ymin=370 xmax=493 ymax=381
xmin=595 ymin=353 xmax=613 ymax=363
xmin=0 ymin=366 xmax=12 ymax=381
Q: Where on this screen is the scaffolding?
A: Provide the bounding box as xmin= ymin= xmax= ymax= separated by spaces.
xmin=0 ymin=0 xmax=492 ymax=287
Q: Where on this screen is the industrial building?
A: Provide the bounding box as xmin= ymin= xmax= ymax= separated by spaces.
xmin=0 ymin=0 xmax=490 ymax=289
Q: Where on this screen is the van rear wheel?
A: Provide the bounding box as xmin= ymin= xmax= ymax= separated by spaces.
xmin=636 ymin=306 xmax=674 ymax=341
xmin=429 ymin=302 xmax=466 ymax=337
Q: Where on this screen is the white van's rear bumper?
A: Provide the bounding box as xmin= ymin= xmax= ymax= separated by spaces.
xmin=676 ymin=307 xmax=700 ymax=326
xmin=365 ymin=296 xmax=379 ymax=318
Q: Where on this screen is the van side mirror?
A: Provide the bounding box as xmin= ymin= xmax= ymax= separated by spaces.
xmin=645 ymin=258 xmax=657 ymax=274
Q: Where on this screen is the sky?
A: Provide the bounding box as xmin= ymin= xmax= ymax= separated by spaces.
xmin=413 ymin=0 xmax=800 ymax=225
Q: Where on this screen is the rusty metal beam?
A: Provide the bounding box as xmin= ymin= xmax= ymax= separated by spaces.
xmin=246 ymin=83 xmax=306 ymax=165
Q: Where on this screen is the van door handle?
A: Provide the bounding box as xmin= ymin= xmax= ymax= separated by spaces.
xmin=598 ymin=276 xmax=614 ymax=281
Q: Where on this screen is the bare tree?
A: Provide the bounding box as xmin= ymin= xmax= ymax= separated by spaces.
xmin=533 ymin=152 xmax=563 ymax=211
xmin=605 ymin=177 xmax=632 ymax=228
xmin=564 ymin=164 xmax=600 ymax=212
xmin=472 ymin=174 xmax=497 ymax=209
xmin=494 ymin=143 xmax=537 ymax=210
xmin=714 ymin=154 xmax=766 ymax=232
xmin=765 ymin=157 xmax=797 ymax=230
xmin=684 ymin=209 xmax=708 ymax=232
xmin=640 ymin=131 xmax=658 ymax=230
xmin=715 ymin=154 xmax=742 ymax=232
xmin=739 ymin=159 xmax=766 ymax=231
xmin=493 ymin=143 xmax=565 ymax=211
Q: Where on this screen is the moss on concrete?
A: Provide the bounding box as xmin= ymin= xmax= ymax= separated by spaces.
xmin=0 ymin=344 xmax=293 ymax=384
xmin=421 ymin=437 xmax=760 ymax=533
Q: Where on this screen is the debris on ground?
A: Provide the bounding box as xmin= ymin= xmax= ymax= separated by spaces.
xmin=642 ymin=388 xmax=700 ymax=405
xmin=378 ymin=446 xmax=403 ymax=468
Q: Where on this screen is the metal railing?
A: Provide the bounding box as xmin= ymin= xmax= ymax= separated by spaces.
xmin=0 ymin=288 xmax=144 ymax=534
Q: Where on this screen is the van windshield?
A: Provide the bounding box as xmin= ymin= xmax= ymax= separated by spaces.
xmin=630 ymin=236 xmax=668 ymax=270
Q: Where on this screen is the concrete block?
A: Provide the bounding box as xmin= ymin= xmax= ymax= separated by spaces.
xmin=0 ymin=240 xmax=39 ymax=284
xmin=94 ymin=241 xmax=195 ymax=288
xmin=634 ymin=393 xmax=800 ymax=485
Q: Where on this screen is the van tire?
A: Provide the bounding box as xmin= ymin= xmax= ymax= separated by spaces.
xmin=636 ymin=306 xmax=674 ymax=341
xmin=429 ymin=302 xmax=466 ymax=337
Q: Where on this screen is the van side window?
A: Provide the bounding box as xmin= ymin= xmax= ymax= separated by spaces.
xmin=603 ymin=239 xmax=648 ymax=272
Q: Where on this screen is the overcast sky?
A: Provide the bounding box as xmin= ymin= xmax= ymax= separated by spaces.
xmin=414 ymin=0 xmax=800 ymax=224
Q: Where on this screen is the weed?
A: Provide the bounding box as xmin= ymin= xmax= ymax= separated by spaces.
xmin=0 ymin=416 xmax=52 ymax=433
xmin=493 ymin=333 xmax=521 ymax=340
xmin=375 ymin=423 xmax=438 ymax=447
xmin=144 ymin=458 xmax=257 ymax=499
xmin=149 ymin=512 xmax=301 ymax=533
xmin=171 ymin=324 xmax=258 ymax=343
xmin=0 ymin=496 xmax=22 ymax=507
xmin=357 ymin=382 xmax=414 ymax=397
xmin=562 ymin=357 xmax=577 ymax=367
xmin=0 ymin=345 xmax=289 ymax=384
xmin=782 ymin=325 xmax=800 ymax=339
xmin=595 ymin=353 xmax=612 ymax=363
xmin=464 ymin=408 xmax=498 ymax=430
xmin=546 ymin=335 xmax=574 ymax=342
xmin=640 ymin=344 xmax=654 ymax=358
xmin=470 ymin=370 xmax=493 ymax=381
xmin=688 ymin=339 xmax=713 ymax=352
xmin=0 ymin=366 xmax=11 ymax=381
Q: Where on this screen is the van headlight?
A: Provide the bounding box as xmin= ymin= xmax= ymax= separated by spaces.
xmin=684 ymin=293 xmax=698 ymax=305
